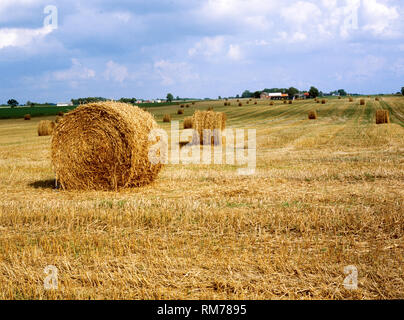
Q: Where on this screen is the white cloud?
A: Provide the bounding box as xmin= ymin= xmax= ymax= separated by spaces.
xmin=104 ymin=61 xmax=129 ymax=83
xmin=0 ymin=26 xmax=53 ymax=50
xmin=281 ymin=1 xmax=321 ymax=25
xmin=362 ymin=0 xmax=400 ymax=36
xmin=227 ymin=44 xmax=242 ymax=61
xmin=188 ymin=36 xmax=225 ymax=57
xmin=154 ymin=60 xmax=199 ymax=86
xmin=53 ymin=58 xmax=96 ymax=81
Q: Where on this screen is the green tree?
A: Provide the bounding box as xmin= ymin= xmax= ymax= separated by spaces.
xmin=288 ymin=87 xmax=299 ymax=97
xmin=7 ymin=99 xmax=19 ymax=108
xmin=166 ymin=93 xmax=174 ymax=103
xmin=309 ymin=87 xmax=319 ymax=98
xmin=241 ymin=90 xmax=253 ymax=98
xmin=401 ymin=87 xmax=404 ymax=95
xmin=253 ymin=91 xmax=262 ymax=99
xmin=338 ymin=89 xmax=347 ymax=96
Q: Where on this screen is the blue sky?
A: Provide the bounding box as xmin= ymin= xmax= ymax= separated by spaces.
xmin=0 ymin=0 xmax=403 ymax=103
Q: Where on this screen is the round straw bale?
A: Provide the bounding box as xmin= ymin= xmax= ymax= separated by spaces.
xmin=51 ymin=102 xmax=163 ymax=190
xmin=183 ymin=117 xmax=193 ymax=129
xmin=178 ymin=109 xmax=184 ymax=115
xmin=38 ymin=120 xmax=56 ymax=136
xmin=376 ymin=109 xmax=390 ymax=124
xmin=191 ymin=110 xmax=226 ymax=145
xmin=308 ymin=110 xmax=317 ymax=120
xmin=360 ymin=99 xmax=365 ymax=105
xmin=55 ymin=116 xmax=63 ymax=124
xmin=24 ymin=114 xmax=31 ymax=120
xmin=163 ymin=114 xmax=171 ymax=123
xmin=58 ymin=111 xmax=64 ymax=116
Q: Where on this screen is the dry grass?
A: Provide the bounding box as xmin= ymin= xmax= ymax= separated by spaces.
xmin=0 ymin=97 xmax=403 ymax=300
xmin=51 ymin=102 xmax=163 ymax=191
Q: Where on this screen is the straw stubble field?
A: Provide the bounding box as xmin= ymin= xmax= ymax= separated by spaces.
xmin=0 ymin=97 xmax=403 ymax=299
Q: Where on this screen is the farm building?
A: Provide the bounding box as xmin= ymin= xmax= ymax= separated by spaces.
xmin=57 ymin=102 xmax=73 ymax=107
xmin=260 ymin=92 xmax=284 ymax=100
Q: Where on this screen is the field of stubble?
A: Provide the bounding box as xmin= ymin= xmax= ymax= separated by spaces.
xmin=0 ymin=97 xmax=403 ymax=299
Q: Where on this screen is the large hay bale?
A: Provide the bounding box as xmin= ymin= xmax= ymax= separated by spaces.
xmin=183 ymin=117 xmax=193 ymax=129
xmin=308 ymin=110 xmax=317 ymax=120
xmin=376 ymin=109 xmax=390 ymax=124
xmin=191 ymin=110 xmax=226 ymax=145
xmin=51 ymin=102 xmax=163 ymax=190
xmin=163 ymin=114 xmax=171 ymax=123
xmin=55 ymin=116 xmax=63 ymax=124
xmin=24 ymin=114 xmax=31 ymax=120
xmin=38 ymin=120 xmax=56 ymax=136
xmin=360 ymin=99 xmax=365 ymax=105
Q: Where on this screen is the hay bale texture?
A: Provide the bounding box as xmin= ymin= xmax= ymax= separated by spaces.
xmin=308 ymin=110 xmax=317 ymax=120
xmin=38 ymin=120 xmax=56 ymax=136
xmin=376 ymin=109 xmax=390 ymax=124
xmin=183 ymin=117 xmax=193 ymax=129
xmin=55 ymin=116 xmax=63 ymax=124
xmin=191 ymin=110 xmax=226 ymax=145
xmin=163 ymin=114 xmax=171 ymax=123
xmin=51 ymin=102 xmax=163 ymax=190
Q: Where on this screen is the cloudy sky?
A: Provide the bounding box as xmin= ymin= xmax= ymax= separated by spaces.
xmin=0 ymin=0 xmax=403 ymax=103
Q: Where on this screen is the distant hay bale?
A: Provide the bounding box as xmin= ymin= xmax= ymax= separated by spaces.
xmin=375 ymin=97 xmax=380 ymax=101
xmin=186 ymin=104 xmax=190 ymax=108
xmin=38 ymin=120 xmax=56 ymax=136
xmin=55 ymin=116 xmax=63 ymax=124
xmin=237 ymin=99 xmax=240 ymax=102
xmin=238 ymin=102 xmax=243 ymax=106
xmin=283 ymin=100 xmax=287 ymax=104
xmin=246 ymin=101 xmax=249 ymax=104
xmin=163 ymin=114 xmax=171 ymax=123
xmin=322 ymin=99 xmax=326 ymax=104
xmin=270 ymin=101 xmax=274 ymax=106
xmin=24 ymin=114 xmax=31 ymax=120
xmin=178 ymin=109 xmax=184 ymax=115
xmin=51 ymin=102 xmax=163 ymax=190
xmin=288 ymin=100 xmax=292 ymax=104
xmin=180 ymin=104 xmax=185 ymax=108
xmin=191 ymin=110 xmax=227 ymax=145
xmin=308 ymin=110 xmax=317 ymax=120
xmin=192 ymin=101 xmax=195 ymax=105
xmin=183 ymin=117 xmax=193 ymax=129
xmin=376 ymin=109 xmax=390 ymax=124
xmin=227 ymin=102 xmax=231 ymax=106
xmin=224 ymin=102 xmax=227 ymax=106
xmin=254 ymin=101 xmax=257 ymax=105
xmin=349 ymin=97 xmax=353 ymax=102
xmin=360 ymin=99 xmax=365 ymax=105
xmin=58 ymin=111 xmax=64 ymax=116
xmin=316 ymin=100 xmax=320 ymax=104
xmin=338 ymin=97 xmax=342 ymax=99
